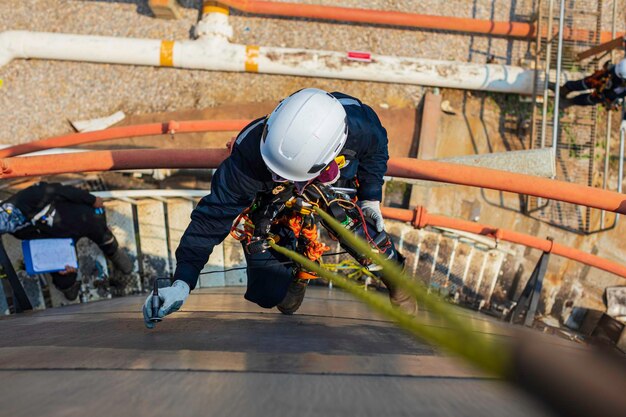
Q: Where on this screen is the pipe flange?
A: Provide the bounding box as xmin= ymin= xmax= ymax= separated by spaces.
xmin=167 ymin=120 xmax=180 ymax=139
xmin=0 ymin=159 xmax=12 ymax=176
xmin=195 ymin=12 xmax=233 ymax=40
xmin=493 ymin=228 xmax=503 ymax=248
xmin=412 ymin=206 xmax=428 ymax=229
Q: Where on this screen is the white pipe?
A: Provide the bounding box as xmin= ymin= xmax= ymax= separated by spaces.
xmin=429 ymin=234 xmax=441 ymax=283
xmin=93 ymin=189 xmax=208 ymax=199
xmin=432 ymin=226 xmax=516 ymax=255
xmin=0 ymin=29 xmax=539 ymax=94
xmin=0 ymin=31 xmax=162 ymax=67
xmin=474 ymin=252 xmax=489 ymax=295
xmin=486 ymin=252 xmax=505 ymax=305
xmin=461 ymin=246 xmax=474 ymax=286
xmin=255 ymin=46 xmax=536 ymax=94
xmin=445 ymin=238 xmax=458 ymax=287
xmin=616 ymin=110 xmax=626 ymax=195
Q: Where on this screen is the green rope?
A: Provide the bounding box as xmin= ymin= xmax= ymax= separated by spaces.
xmin=270 ymin=211 xmax=512 ymax=377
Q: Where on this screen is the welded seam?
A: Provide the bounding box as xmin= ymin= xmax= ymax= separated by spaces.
xmin=0 ymin=367 xmax=496 ymax=380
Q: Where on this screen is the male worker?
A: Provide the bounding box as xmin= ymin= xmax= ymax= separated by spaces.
xmin=549 ymin=58 xmax=626 ymax=109
xmin=143 ymin=88 xmax=413 ymax=328
xmin=0 ymin=182 xmax=133 ymax=300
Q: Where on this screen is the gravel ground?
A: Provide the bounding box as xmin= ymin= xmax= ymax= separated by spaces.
xmin=0 ymin=0 xmax=617 ymax=144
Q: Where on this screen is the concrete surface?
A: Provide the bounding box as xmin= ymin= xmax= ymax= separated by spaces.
xmin=0 ymin=287 xmax=554 ymax=417
xmin=439 ymin=148 xmax=556 ymax=178
xmin=0 ymin=0 xmax=540 ymax=145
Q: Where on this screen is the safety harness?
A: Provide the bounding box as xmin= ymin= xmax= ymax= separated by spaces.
xmin=229 ymin=184 xmax=332 ymax=279
xmin=229 ymin=177 xmax=394 ymax=281
xmin=585 ymin=63 xmax=626 ymax=109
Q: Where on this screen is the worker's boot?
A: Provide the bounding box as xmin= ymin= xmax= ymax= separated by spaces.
xmin=559 ymin=97 xmax=574 ymax=109
xmin=391 ymin=287 xmax=418 ymax=315
xmin=381 ymin=277 xmax=418 ymax=316
xmin=51 ymin=271 xmax=80 ymax=301
xmin=277 ymin=275 xmax=310 ymax=315
xmin=378 ymin=254 xmax=418 ymax=316
xmin=108 ymin=247 xmax=133 ymax=275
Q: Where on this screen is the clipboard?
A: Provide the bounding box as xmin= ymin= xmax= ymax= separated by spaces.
xmin=22 ymin=238 xmax=78 ymax=275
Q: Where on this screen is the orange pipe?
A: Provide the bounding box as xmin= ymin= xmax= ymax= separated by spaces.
xmin=220 ymin=0 xmax=534 ymax=38
xmin=0 ymin=119 xmax=250 ymax=158
xmin=217 ymin=0 xmax=623 ymax=41
xmin=1 ymin=151 xmax=625 ymax=215
xmin=386 ymin=158 xmax=626 ymax=214
xmin=0 ymin=148 xmax=230 ymax=177
xmin=382 ymin=206 xmax=626 ymax=279
xmin=2 ymin=149 xmax=625 ymax=278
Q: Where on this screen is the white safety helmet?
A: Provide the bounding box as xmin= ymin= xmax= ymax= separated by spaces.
xmin=616 ymin=59 xmax=626 ymax=79
xmin=260 ymin=88 xmax=348 ymax=182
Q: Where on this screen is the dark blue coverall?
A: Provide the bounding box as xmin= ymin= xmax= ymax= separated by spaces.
xmin=563 ymin=64 xmax=626 ymax=107
xmin=4 ymin=183 xmax=119 ymax=290
xmin=174 ymin=92 xmax=393 ymax=308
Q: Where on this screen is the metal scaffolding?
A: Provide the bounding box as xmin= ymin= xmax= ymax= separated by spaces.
xmin=529 ymin=0 xmax=623 ymax=233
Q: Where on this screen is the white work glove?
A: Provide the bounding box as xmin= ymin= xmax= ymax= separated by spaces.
xmin=621 ymin=120 xmax=626 ymax=132
xmin=361 ymin=200 xmax=385 ymax=232
xmin=142 ymin=280 xmax=190 ymax=329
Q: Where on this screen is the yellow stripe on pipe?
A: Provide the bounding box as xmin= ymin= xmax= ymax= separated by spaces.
xmin=160 ymin=40 xmax=175 ymax=67
xmin=202 ymin=1 xmax=229 ymax=15
xmin=245 ymin=45 xmax=260 ymax=73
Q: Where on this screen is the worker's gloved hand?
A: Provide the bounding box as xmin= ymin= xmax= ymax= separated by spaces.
xmin=621 ymin=120 xmax=626 ymax=132
xmin=142 ymin=280 xmax=190 ymax=329
xmin=361 ymin=200 xmax=385 ymax=232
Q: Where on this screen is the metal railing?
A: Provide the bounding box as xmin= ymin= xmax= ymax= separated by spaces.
xmin=528 ymin=0 xmax=623 ymax=234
